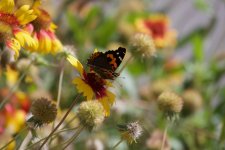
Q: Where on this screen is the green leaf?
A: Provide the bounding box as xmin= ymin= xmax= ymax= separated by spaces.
xmin=194 ymin=0 xmax=210 ymax=11
xmin=192 ymin=33 xmax=204 ymax=62
xmin=66 ymin=11 xmax=86 ymax=46
xmin=93 ymin=19 xmax=117 ymax=47
xmin=84 ymin=6 xmax=101 ymax=27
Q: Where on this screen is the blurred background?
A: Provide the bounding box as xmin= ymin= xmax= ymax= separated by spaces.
xmin=1 ymin=0 xmax=225 ymax=149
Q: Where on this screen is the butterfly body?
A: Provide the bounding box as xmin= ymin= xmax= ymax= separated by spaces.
xmin=87 ymin=47 xmax=126 ymax=80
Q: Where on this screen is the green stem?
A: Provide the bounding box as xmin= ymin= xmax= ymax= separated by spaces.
xmin=25 ymin=126 xmax=79 ymax=150
xmin=219 ymin=118 xmax=225 ymax=144
xmin=0 ymin=59 xmax=34 ymax=110
xmin=112 ymin=139 xmax=123 ymax=150
xmin=56 ymin=60 xmax=65 ymax=110
xmin=0 ymin=126 xmax=28 ymax=150
xmin=38 ymin=94 xmax=81 ymax=149
xmin=49 ymin=60 xmax=65 ymax=145
xmin=61 ymin=126 xmax=84 ymax=150
xmin=160 ymin=124 xmax=168 ymax=150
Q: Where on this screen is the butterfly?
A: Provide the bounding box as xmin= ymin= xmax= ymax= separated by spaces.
xmin=87 ymin=47 xmax=126 ymax=80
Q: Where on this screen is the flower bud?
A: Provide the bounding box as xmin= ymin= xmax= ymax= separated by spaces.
xmin=157 ymin=91 xmax=183 ymax=120
xmin=77 ymin=101 xmax=105 ymax=131
xmin=27 ymin=98 xmax=57 ymax=128
xmin=130 ymin=33 xmax=156 ymax=58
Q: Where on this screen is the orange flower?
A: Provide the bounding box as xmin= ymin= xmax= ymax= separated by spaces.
xmin=24 ymin=5 xmax=62 ymax=54
xmin=135 ymin=14 xmax=177 ymax=49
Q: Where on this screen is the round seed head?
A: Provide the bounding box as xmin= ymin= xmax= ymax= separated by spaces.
xmin=30 ymin=98 xmax=57 ymax=125
xmin=77 ymin=101 xmax=105 ymax=131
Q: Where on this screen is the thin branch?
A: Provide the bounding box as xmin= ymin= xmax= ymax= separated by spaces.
xmin=38 ymin=94 xmax=81 ymax=149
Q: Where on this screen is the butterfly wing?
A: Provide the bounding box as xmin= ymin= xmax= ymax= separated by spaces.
xmin=87 ymin=52 xmax=112 ymax=71
xmin=87 ymin=47 xmax=126 ymax=79
xmin=105 ymin=47 xmax=126 ymax=71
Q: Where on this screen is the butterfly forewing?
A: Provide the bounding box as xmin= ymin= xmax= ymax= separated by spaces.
xmin=105 ymin=47 xmax=126 ymax=71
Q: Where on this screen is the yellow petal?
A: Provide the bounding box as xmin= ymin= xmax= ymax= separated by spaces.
xmin=73 ymin=77 xmax=94 ymax=100
xmin=106 ymin=91 xmax=115 ymax=105
xmin=38 ymin=33 xmax=52 ymax=53
xmin=51 ymin=39 xmax=62 ymax=54
xmin=98 ymin=91 xmax=115 ymax=116
xmin=0 ymin=0 xmax=14 ymax=13
xmin=15 ymin=5 xmax=37 ymax=25
xmin=106 ymin=81 xmax=113 ymax=87
xmin=67 ymin=54 xmax=84 ymax=76
xmin=99 ymin=97 xmax=111 ymax=116
xmin=6 ymin=38 xmax=21 ymax=59
xmin=14 ymin=29 xmax=38 ymax=49
xmin=50 ymin=23 xmax=57 ymax=31
xmin=94 ymin=48 xmax=98 ymax=53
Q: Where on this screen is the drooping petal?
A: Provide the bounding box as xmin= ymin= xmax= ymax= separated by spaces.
xmin=73 ymin=77 xmax=94 ymax=100
xmin=47 ymin=30 xmax=62 ymax=54
xmin=106 ymin=91 xmax=115 ymax=105
xmin=37 ymin=30 xmax=52 ymax=53
xmin=98 ymin=91 xmax=115 ymax=116
xmin=13 ymin=28 xmax=38 ymax=49
xmin=67 ymin=54 xmax=84 ymax=76
xmin=51 ymin=38 xmax=62 ymax=54
xmin=6 ymin=38 xmax=21 ymax=59
xmin=99 ymin=97 xmax=111 ymax=116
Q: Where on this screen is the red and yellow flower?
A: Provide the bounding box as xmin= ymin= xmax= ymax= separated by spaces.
xmin=0 ymin=89 xmax=30 ymax=135
xmin=67 ymin=53 xmax=115 ymax=116
xmin=135 ymin=14 xmax=177 ymax=49
xmin=0 ymin=0 xmax=37 ymax=58
xmin=24 ymin=1 xmax=62 ymax=54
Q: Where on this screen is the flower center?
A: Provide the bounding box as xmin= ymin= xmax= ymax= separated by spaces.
xmin=83 ymin=72 xmax=107 ymax=98
xmin=0 ymin=13 xmax=19 ymax=26
xmin=144 ymin=20 xmax=166 ymax=38
xmin=32 ymin=9 xmax=51 ymax=31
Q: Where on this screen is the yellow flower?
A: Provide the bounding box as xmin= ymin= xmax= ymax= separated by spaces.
xmin=67 ymin=54 xmax=115 ymax=116
xmin=135 ymin=14 xmax=177 ymax=49
xmin=0 ymin=1 xmax=37 ymax=58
